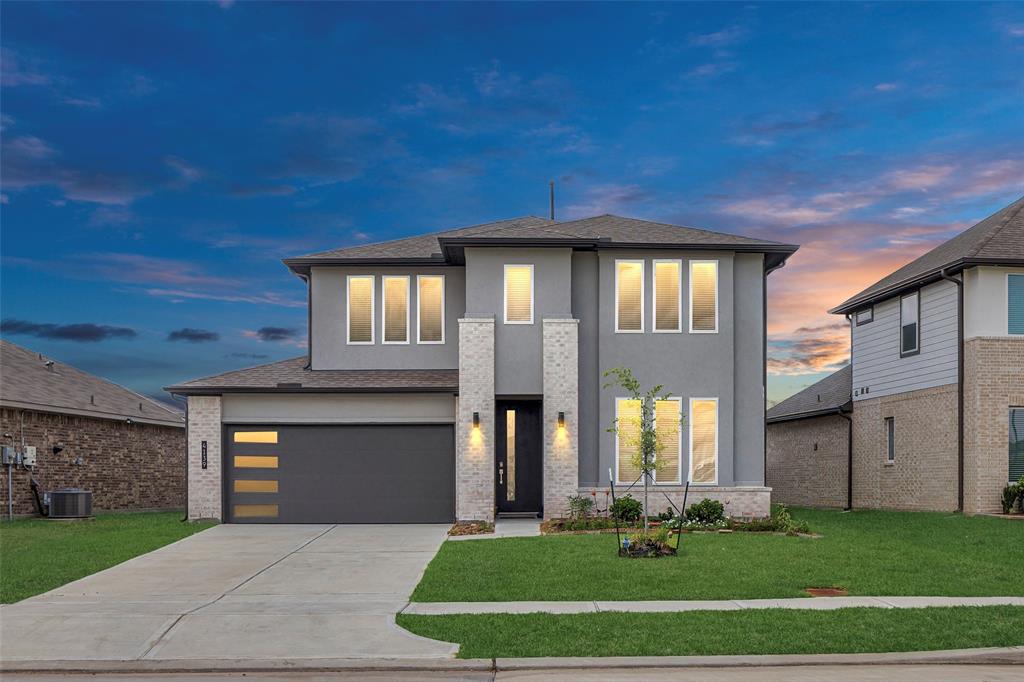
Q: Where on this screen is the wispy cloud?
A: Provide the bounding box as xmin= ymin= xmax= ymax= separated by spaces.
xmin=167 ymin=328 xmax=219 ymax=343
xmin=689 ymin=25 xmax=748 ymax=48
xmin=1 ymin=318 xmax=137 ymax=342
xmin=247 ymin=326 xmax=298 ymax=342
xmin=874 ymin=82 xmax=900 ymax=92
xmin=564 ymin=183 xmax=653 ymax=218
xmin=683 ymin=61 xmax=738 ymax=80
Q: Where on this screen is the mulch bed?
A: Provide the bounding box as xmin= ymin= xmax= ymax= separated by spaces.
xmin=448 ymin=520 xmax=494 ymax=536
xmin=805 ymin=587 xmax=850 ymax=597
xmin=619 ymin=540 xmax=678 ymax=558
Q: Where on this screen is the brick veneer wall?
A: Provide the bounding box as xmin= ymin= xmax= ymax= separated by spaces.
xmin=0 ymin=407 xmax=184 ymax=515
xmin=964 ymin=337 xmax=1024 ymax=514
xmin=187 ymin=395 xmax=222 ymax=521
xmin=766 ymin=415 xmax=849 ymax=508
xmin=851 ymin=384 xmax=958 ymax=511
xmin=543 ymin=319 xmax=579 ymax=519
xmin=456 ymin=318 xmax=495 ymax=521
xmin=578 ymin=485 xmax=771 ymax=519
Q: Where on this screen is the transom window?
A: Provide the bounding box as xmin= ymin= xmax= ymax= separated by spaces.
xmin=504 ymin=264 xmax=534 ymax=324
xmin=900 ymin=292 xmax=919 ymax=356
xmin=417 ymin=275 xmax=445 ymax=344
xmin=689 ymin=260 xmax=718 ymax=333
xmin=615 ymin=260 xmax=644 ymax=333
xmin=382 ymin=276 xmax=409 ymax=344
xmin=689 ymin=398 xmax=718 ymax=484
xmin=347 ymin=275 xmax=374 ymax=344
xmin=1009 ymin=274 xmax=1024 ymax=335
xmin=654 ymin=260 xmax=682 ymax=332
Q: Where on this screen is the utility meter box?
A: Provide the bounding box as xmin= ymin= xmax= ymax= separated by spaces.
xmin=1 ymin=446 xmax=14 ymax=466
xmin=22 ymin=446 xmax=37 ymax=466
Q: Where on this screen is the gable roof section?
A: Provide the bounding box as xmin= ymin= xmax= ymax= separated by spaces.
xmin=165 ymin=356 xmax=458 ymax=395
xmin=0 ymin=340 xmax=184 ymax=427
xmin=831 ymin=196 xmax=1024 ymax=314
xmin=766 ymin=365 xmax=852 ymax=424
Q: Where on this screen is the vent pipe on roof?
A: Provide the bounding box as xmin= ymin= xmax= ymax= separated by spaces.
xmin=549 ymin=180 xmax=555 ymax=220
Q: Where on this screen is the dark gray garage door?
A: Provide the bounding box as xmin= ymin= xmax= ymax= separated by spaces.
xmin=225 ymin=424 xmax=455 ymax=524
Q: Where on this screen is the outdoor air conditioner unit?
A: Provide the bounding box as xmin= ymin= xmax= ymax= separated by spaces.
xmin=48 ymin=489 xmax=93 ymax=519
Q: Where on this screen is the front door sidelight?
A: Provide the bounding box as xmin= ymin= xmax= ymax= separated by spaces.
xmin=495 ymin=400 xmax=543 ymax=516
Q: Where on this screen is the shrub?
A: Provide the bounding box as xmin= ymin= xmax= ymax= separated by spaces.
xmin=1001 ymin=483 xmax=1020 ymax=514
xmin=610 ymin=494 xmax=643 ymax=524
xmin=655 ymin=507 xmax=676 ymax=523
xmin=567 ymin=494 xmax=595 ymax=521
xmin=686 ymin=498 xmax=725 ymax=525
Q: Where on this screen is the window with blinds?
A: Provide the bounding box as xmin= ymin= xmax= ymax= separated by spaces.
xmin=417 ymin=275 xmax=444 ymax=343
xmin=689 ymin=398 xmax=718 ymax=484
xmin=504 ymin=264 xmax=533 ymax=323
xmin=1010 ymin=409 xmax=1024 ymax=482
xmin=382 ymin=276 xmax=409 ymax=343
xmin=616 ymin=260 xmax=644 ymax=332
xmin=616 ymin=398 xmax=642 ymax=483
xmin=1009 ymin=274 xmax=1024 ymax=335
xmin=347 ymin=275 xmax=374 ymax=344
xmin=654 ymin=260 xmax=681 ymax=332
xmin=689 ymin=261 xmax=718 ymax=333
xmin=654 ymin=398 xmax=682 ymax=483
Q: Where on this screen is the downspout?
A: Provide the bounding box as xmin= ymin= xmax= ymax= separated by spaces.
xmin=302 ymin=274 xmax=312 ymax=370
xmin=179 ymin=394 xmax=189 ymax=522
xmin=762 ymin=268 xmax=768 ymax=481
xmin=939 ymin=268 xmax=964 ymax=512
xmin=837 ymin=407 xmax=853 ymax=511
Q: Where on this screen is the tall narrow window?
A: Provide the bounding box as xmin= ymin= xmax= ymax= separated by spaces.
xmin=615 ymin=398 xmax=642 ymax=484
xmin=505 ymin=409 xmax=516 ymax=501
xmin=689 ymin=398 xmax=718 ymax=484
xmin=1009 ymin=274 xmax=1024 ymax=335
xmin=382 ymin=276 xmax=409 ymax=344
xmin=689 ymin=260 xmax=718 ymax=333
xmin=654 ymin=398 xmax=682 ymax=483
xmin=654 ymin=260 xmax=681 ymax=332
xmin=504 ymin=264 xmax=533 ymax=324
xmin=885 ymin=417 xmax=895 ymax=463
xmin=900 ymin=292 xmax=919 ymax=356
xmin=615 ymin=260 xmax=644 ymax=332
xmin=417 ymin=275 xmax=445 ymax=344
xmin=1010 ymin=408 xmax=1024 ymax=482
xmin=347 ymin=275 xmax=374 ymax=344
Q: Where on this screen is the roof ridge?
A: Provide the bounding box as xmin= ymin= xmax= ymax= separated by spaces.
xmin=966 ymin=195 xmax=1024 ymax=258
xmin=558 ymin=213 xmax=787 ymax=245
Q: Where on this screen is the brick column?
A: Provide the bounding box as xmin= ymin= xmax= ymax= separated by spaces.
xmin=187 ymin=395 xmax=222 ymax=521
xmin=543 ymin=318 xmax=579 ymax=519
xmin=457 ymin=317 xmax=495 ymax=521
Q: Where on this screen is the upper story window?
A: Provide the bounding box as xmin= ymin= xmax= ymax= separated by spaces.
xmin=689 ymin=397 xmax=718 ymax=484
xmin=417 ymin=275 xmax=445 ymax=344
xmin=654 ymin=260 xmax=682 ymax=333
xmin=689 ymin=260 xmax=718 ymax=333
xmin=504 ymin=264 xmax=534 ymax=324
xmin=382 ymin=275 xmax=409 ymax=344
xmin=1009 ymin=274 xmax=1024 ymax=335
xmin=855 ymin=307 xmax=874 ymax=325
xmin=346 ymin=275 xmax=374 ymax=344
xmin=900 ymin=291 xmax=920 ymax=356
xmin=615 ymin=260 xmax=644 ymax=333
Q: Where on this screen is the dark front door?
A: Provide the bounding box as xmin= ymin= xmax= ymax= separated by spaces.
xmin=495 ymin=401 xmax=543 ymax=516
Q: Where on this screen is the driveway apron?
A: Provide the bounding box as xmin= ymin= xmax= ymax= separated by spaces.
xmin=0 ymin=524 xmax=457 ymax=662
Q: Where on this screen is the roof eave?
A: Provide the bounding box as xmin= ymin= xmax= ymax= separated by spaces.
xmin=766 ymin=401 xmax=853 ymax=424
xmin=283 ymin=255 xmax=449 ymax=277
xmin=0 ymin=399 xmax=185 ymax=428
xmin=165 ymin=386 xmax=459 ymax=396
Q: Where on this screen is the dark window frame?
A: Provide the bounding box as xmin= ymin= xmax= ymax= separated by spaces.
xmin=885 ymin=416 xmax=895 ymax=464
xmin=899 ymin=291 xmax=921 ymax=358
xmin=855 ymin=306 xmax=874 ymax=326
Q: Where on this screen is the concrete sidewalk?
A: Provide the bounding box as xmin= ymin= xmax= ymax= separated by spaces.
xmin=403 ymin=595 xmax=1024 ymax=615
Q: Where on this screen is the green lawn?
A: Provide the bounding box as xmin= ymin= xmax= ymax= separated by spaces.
xmin=0 ymin=512 xmax=214 ymax=603
xmin=412 ymin=508 xmax=1024 ymax=602
xmin=398 ymin=606 xmax=1024 ymax=658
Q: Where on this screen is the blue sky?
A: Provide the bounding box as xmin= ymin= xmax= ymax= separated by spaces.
xmin=2 ymin=1 xmax=1022 ymax=406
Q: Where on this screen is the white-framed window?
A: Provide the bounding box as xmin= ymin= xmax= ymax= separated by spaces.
xmin=689 ymin=260 xmax=718 ymax=333
xmin=855 ymin=307 xmax=874 ymax=325
xmin=346 ymin=275 xmax=374 ymax=345
xmin=417 ymin=274 xmax=445 ymax=344
xmin=382 ymin=275 xmax=410 ymax=344
xmin=653 ymin=259 xmax=682 ymax=333
xmin=504 ymin=264 xmax=534 ymax=324
xmin=900 ymin=291 xmax=920 ymax=356
xmin=614 ymin=397 xmax=683 ymax=485
xmin=689 ymin=397 xmax=718 ymax=484
xmin=885 ymin=416 xmax=895 ymax=464
xmin=615 ymin=398 xmax=641 ymax=484
xmin=615 ymin=260 xmax=644 ymax=333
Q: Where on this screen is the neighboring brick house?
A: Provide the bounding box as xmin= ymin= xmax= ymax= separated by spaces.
xmin=0 ymin=340 xmax=186 ymax=515
xmin=768 ymin=196 xmax=1024 ymax=514
xmin=167 ymin=214 xmax=799 ymax=524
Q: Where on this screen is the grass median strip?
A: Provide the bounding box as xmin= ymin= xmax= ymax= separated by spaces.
xmin=398 ymin=606 xmax=1024 ymax=658
xmin=0 ymin=512 xmax=215 ymax=603
xmin=412 ymin=509 xmax=1024 ymax=602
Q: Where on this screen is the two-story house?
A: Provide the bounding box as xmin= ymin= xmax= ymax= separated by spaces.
xmin=168 ymin=215 xmax=798 ymax=524
xmin=766 ymin=196 xmax=1024 ymax=514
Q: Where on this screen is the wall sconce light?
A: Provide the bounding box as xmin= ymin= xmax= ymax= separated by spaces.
xmin=557 ymin=411 xmax=565 ymax=429
xmin=472 ymin=412 xmax=480 ymax=429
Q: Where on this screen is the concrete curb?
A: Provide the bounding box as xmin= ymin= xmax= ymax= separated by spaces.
xmin=2 ymin=647 xmax=1022 ymax=674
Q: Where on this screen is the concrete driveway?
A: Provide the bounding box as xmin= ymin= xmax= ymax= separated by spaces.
xmin=0 ymin=524 xmax=457 ymax=663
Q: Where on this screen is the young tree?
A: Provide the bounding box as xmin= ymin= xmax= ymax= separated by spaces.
xmin=603 ymin=367 xmax=681 ymax=529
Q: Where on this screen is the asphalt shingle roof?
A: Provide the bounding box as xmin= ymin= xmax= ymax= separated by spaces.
xmin=1 ymin=340 xmax=184 ymax=426
xmin=831 ymin=196 xmax=1024 ymax=314
xmin=766 ymin=365 xmax=852 ymax=423
xmin=165 ymin=356 xmax=458 ymax=394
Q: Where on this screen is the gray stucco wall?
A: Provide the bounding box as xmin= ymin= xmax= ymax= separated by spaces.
xmin=221 ymin=393 xmax=456 ymax=423
xmin=733 ymin=253 xmax=765 ymax=485
xmin=572 ymin=251 xmax=601 ymax=486
xmin=464 ymin=247 xmax=573 ymax=396
xmin=310 ymin=265 xmax=464 ymax=370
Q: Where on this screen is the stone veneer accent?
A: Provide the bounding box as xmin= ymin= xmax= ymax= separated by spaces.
xmin=456 ymin=318 xmax=495 ymax=521
xmin=187 ymin=395 xmax=223 ymax=521
xmin=964 ymin=337 xmax=1024 ymax=514
xmin=543 ymin=319 xmax=579 ymax=519
xmin=851 ymin=383 xmax=958 ymax=511
xmin=578 ymin=486 xmax=771 ymax=519
xmin=766 ymin=414 xmax=849 ymax=509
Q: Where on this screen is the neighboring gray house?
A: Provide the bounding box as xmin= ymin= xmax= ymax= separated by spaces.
xmin=767 ymin=196 xmax=1024 ymax=514
xmin=168 ymin=215 xmax=797 ymax=523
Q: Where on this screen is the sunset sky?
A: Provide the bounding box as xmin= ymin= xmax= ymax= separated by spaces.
xmin=2 ymin=2 xmax=1022 ymax=406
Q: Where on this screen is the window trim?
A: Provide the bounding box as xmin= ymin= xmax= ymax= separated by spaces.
xmin=688 ymin=259 xmax=719 ymax=334
xmin=899 ymin=291 xmax=921 ymax=357
xmin=614 ymin=259 xmax=645 ymax=334
xmin=503 ymin=263 xmax=534 ymax=325
xmin=1008 ymin=273 xmax=1024 ymax=336
xmin=653 ymin=396 xmax=683 ymax=485
xmin=884 ymin=416 xmax=895 ymax=465
xmin=416 ymin=274 xmax=446 ymax=345
xmin=381 ymin=275 xmax=410 ymax=345
xmin=653 ymin=259 xmax=683 ymax=333
xmin=688 ymin=396 xmax=719 ymax=485
xmin=855 ymin=306 xmax=874 ymax=326
xmin=346 ymin=274 xmax=375 ymax=345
